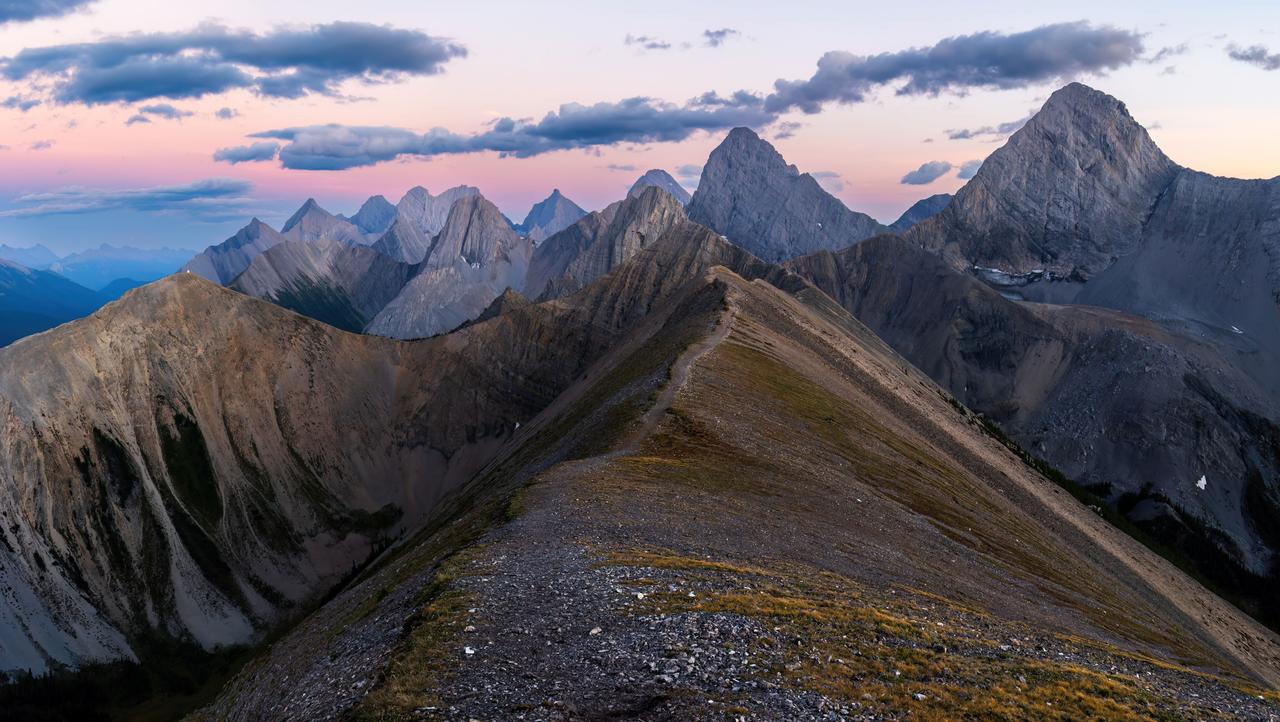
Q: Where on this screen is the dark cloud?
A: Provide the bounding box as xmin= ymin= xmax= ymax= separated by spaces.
xmin=213 ymin=141 xmax=280 ymax=164
xmin=1227 ymin=44 xmax=1280 ymax=71
xmin=0 ymin=0 xmax=94 ymax=24
xmin=124 ymin=114 xmax=149 ymax=126
xmin=29 ymin=139 xmax=53 ymax=150
xmin=703 ymin=28 xmax=740 ymax=48
xmin=956 ymin=159 xmax=983 ymax=180
xmin=765 ymin=21 xmax=1144 ymax=114
xmin=216 ymin=106 xmax=238 ymax=119
xmin=901 ymin=160 xmax=953 ymax=185
xmin=229 ymin=94 xmax=774 ymax=170
xmin=946 ymin=112 xmax=1033 ymax=141
xmin=624 ymin=34 xmax=671 ymax=51
xmin=126 ymin=103 xmax=191 ymax=125
xmin=1146 ymin=43 xmax=1187 ymax=64
xmin=1 ymin=21 xmax=468 ymax=105
xmin=772 ymin=121 xmax=802 ymax=139
xmin=0 ymin=178 xmax=256 ymax=220
xmin=810 ymin=170 xmax=845 ymax=193
xmin=1 ymin=94 xmax=40 ymax=111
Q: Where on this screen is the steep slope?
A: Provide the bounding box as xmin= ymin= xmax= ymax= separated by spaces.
xmin=0 ymin=259 xmax=105 ymax=346
xmin=181 ymin=219 xmax=289 ymax=285
xmin=394 ymin=185 xmax=481 ymax=238
xmin=888 ymin=192 xmax=951 ymax=233
xmin=365 ymin=196 xmax=532 ymax=339
xmin=687 ymin=127 xmax=886 ymax=261
xmin=628 ymin=168 xmax=692 ymax=205
xmin=229 ymin=238 xmax=417 ymax=332
xmin=280 ymin=199 xmax=366 ymax=247
xmin=525 ymin=186 xmax=687 ymax=300
xmin=344 ymin=195 xmax=397 ymax=236
xmin=788 ymin=237 xmax=1280 ymax=591
xmin=203 ymin=238 xmax=1280 ymax=720
xmin=515 ymin=189 xmax=588 ymax=243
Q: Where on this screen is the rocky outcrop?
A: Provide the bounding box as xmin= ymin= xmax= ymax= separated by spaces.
xmin=687 ymin=127 xmax=886 ymax=261
xmin=370 ymin=214 xmax=434 ymax=264
xmin=888 ymin=193 xmax=951 ymax=233
xmin=181 ymin=218 xmax=289 ymax=285
xmin=515 ymin=189 xmax=588 ymax=243
xmin=525 ymin=186 xmax=687 ymax=300
xmin=628 ymin=169 xmax=691 ymax=205
xmin=229 ymin=238 xmax=417 ymax=332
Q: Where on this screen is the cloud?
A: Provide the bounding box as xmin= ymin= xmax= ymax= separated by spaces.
xmin=213 ymin=141 xmax=280 ymax=164
xmin=0 ymin=0 xmax=94 ymax=24
xmin=138 ymin=103 xmax=192 ymax=120
xmin=0 ymin=178 xmax=257 ymax=220
xmin=216 ymin=106 xmax=238 ymax=119
xmin=901 ymin=160 xmax=953 ymax=185
xmin=625 ymin=34 xmax=671 ymax=51
xmin=1146 ymin=43 xmax=1187 ymax=64
xmin=810 ymin=170 xmax=845 ymax=193
xmin=764 ymin=21 xmax=1144 ymax=114
xmin=676 ymin=163 xmax=702 ymax=184
xmin=956 ymin=159 xmax=983 ymax=180
xmin=1227 ymin=44 xmax=1280 ymax=71
xmin=125 ymin=114 xmax=149 ymax=125
xmin=230 ymin=94 xmax=774 ymax=170
xmin=1 ymin=21 xmax=468 ymax=105
xmin=1 ymin=95 xmax=40 ymax=111
xmin=605 ymin=163 xmax=638 ymax=172
xmin=703 ymin=28 xmax=740 ymax=48
xmin=946 ymin=112 xmax=1034 ymax=141
xmin=772 ymin=121 xmax=802 ymax=139
xmin=29 ymin=139 xmax=53 ymax=150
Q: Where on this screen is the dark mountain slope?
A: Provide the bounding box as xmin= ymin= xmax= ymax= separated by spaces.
xmin=515 ymin=189 xmax=588 ymax=243
xmin=888 ymin=192 xmax=951 ymax=233
xmin=0 ymin=259 xmax=105 ymax=346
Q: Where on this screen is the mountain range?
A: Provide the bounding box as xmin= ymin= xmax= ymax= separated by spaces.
xmin=3 ymin=84 xmax=1280 ymax=719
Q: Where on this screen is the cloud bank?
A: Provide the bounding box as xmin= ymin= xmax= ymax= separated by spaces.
xmin=0 ymin=178 xmax=257 ymax=220
xmin=0 ymin=0 xmax=94 ymax=24
xmin=1 ymin=21 xmax=467 ymax=105
xmin=1227 ymin=44 xmax=1280 ymax=71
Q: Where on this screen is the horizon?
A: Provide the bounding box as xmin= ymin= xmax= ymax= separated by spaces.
xmin=1 ymin=0 xmax=1278 ymax=254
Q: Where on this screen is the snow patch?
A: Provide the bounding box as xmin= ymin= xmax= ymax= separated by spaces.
xmin=1196 ymin=475 xmax=1207 ymax=491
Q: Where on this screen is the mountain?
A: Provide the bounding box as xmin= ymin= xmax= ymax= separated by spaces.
xmin=514 ymin=189 xmax=588 ymax=243
xmin=366 ymin=196 xmax=532 ymax=338
xmin=0 ymin=243 xmax=59 ymax=269
xmin=181 ymin=218 xmax=289 ymax=284
xmin=0 ymin=259 xmax=106 ymax=346
xmin=49 ymin=244 xmax=194 ymax=290
xmin=344 ymin=195 xmax=398 ymax=236
xmin=628 ymin=168 xmax=692 ymax=205
xmin=525 ymin=185 xmax=687 ymax=300
xmin=200 ymin=226 xmax=1280 ymax=719
xmin=369 ymin=213 xmax=434 ymax=264
xmin=280 ymin=199 xmax=366 ymax=246
xmin=229 ymin=238 xmax=417 ymax=332
xmin=394 ymin=185 xmax=482 ymax=238
xmin=686 ymin=127 xmax=887 ymax=261
xmin=888 ymin=192 xmax=951 ymax=233
xmin=98 ymin=277 xmax=145 ymax=300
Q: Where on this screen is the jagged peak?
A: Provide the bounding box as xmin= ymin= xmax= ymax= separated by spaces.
xmin=282 ymin=198 xmax=330 ymax=232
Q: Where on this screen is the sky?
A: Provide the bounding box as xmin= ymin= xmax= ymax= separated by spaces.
xmin=0 ymin=0 xmax=1276 ymax=254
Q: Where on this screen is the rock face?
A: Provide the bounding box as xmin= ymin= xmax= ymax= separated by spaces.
xmin=0 ymin=259 xmax=105 ymax=346
xmin=280 ymin=199 xmax=367 ymax=247
xmin=628 ymin=169 xmax=692 ymax=205
xmin=369 ymin=214 xmax=434 ymax=264
xmin=906 ymin=83 xmax=1180 ymax=281
xmin=345 ymin=195 xmax=398 ymax=236
xmin=181 ymin=219 xmax=289 ymax=285
xmin=394 ymin=186 xmax=482 ymax=238
xmin=687 ymin=127 xmax=886 ymax=261
xmin=229 ymin=238 xmax=417 ymax=332
xmin=525 ymin=186 xmax=688 ymax=300
xmin=888 ymin=193 xmax=951 ymax=233
xmin=367 ymin=196 xmax=532 ymax=339
xmin=515 ymin=189 xmax=588 ymax=243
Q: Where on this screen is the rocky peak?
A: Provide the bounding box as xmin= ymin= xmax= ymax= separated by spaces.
xmin=888 ymin=194 xmax=952 ymax=234
xmin=425 ymin=195 xmax=525 ymax=270
xmin=517 ymin=189 xmax=588 ymax=243
xmin=628 ymin=169 xmax=692 ymax=205
xmin=396 ymin=185 xmax=483 ymax=238
xmin=348 ymin=195 xmax=398 ymax=235
xmin=687 ymin=127 xmax=886 ymax=262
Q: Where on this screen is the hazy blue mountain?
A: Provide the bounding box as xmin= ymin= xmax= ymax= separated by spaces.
xmin=0 ymin=243 xmax=59 ymax=269
xmin=50 ymin=244 xmax=194 ymax=290
xmin=0 ymin=259 xmax=105 ymax=346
